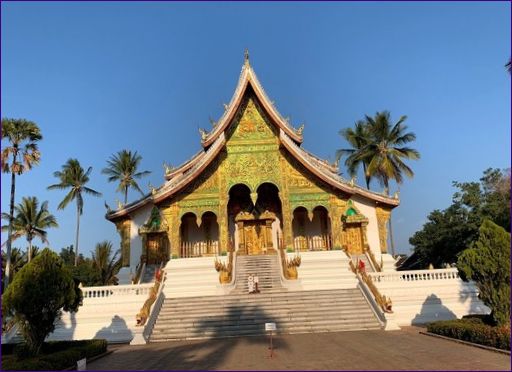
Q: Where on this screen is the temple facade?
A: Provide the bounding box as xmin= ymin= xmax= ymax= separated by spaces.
xmin=105 ymin=54 xmax=400 ymax=272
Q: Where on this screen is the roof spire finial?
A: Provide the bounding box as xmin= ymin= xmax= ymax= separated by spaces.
xmin=244 ymin=48 xmax=250 ymax=66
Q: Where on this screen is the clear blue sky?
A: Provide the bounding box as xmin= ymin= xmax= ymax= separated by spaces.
xmin=1 ymin=2 xmax=510 ymax=258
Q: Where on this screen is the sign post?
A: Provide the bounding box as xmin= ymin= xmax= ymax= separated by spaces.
xmin=265 ymin=322 xmax=277 ymax=358
xmin=77 ymin=358 xmax=86 ymax=371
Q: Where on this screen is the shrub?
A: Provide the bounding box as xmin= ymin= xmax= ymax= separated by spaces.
xmin=2 ymin=340 xmax=107 ymax=371
xmin=427 ymin=319 xmax=510 ymax=350
xmin=457 ymin=220 xmax=510 ymax=326
xmin=2 ymin=248 xmax=83 ymax=355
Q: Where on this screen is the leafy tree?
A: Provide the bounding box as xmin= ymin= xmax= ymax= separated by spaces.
xmin=2 ymin=248 xmax=82 ymax=355
xmin=59 ymin=245 xmax=84 ymax=267
xmin=1 ymin=118 xmax=42 ymax=287
xmin=336 ymin=120 xmax=372 ymax=189
xmin=2 ymin=247 xmax=27 ymax=289
xmin=409 ymin=168 xmax=510 ymax=268
xmin=48 ymin=159 xmax=101 ymax=266
xmin=457 ymin=220 xmax=510 ymax=326
xmin=102 ymin=150 xmax=151 ymax=204
xmin=71 ymin=258 xmax=101 ymax=287
xmin=91 ymin=241 xmax=122 ymax=285
xmin=1 ymin=197 xmax=58 ymax=262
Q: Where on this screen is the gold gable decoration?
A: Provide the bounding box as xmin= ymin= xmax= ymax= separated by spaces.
xmin=139 ymin=206 xmax=169 ymax=235
xmin=342 ymin=200 xmax=368 ymax=225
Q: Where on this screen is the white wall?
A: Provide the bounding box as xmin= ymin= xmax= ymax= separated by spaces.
xmin=352 ymin=196 xmax=381 ymax=261
xmin=129 ymin=204 xmax=153 ymax=270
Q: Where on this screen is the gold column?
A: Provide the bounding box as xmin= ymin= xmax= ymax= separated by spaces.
xmin=168 ymin=204 xmax=180 ymax=257
xmin=279 ymin=156 xmax=293 ymax=248
xmin=116 ymin=219 xmax=131 ymax=267
xmin=329 ymin=196 xmax=344 ymax=248
xmin=375 ymin=206 xmax=391 ymax=253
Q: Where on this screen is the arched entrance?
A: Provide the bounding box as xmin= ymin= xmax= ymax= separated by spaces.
xmin=228 ymin=182 xmax=282 ymax=255
xmin=292 ymin=205 xmax=332 ymax=251
xmin=180 ymin=211 xmax=220 ymax=257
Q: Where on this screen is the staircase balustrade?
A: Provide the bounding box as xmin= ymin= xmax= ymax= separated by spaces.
xmin=180 ymin=240 xmax=220 ymax=258
xmin=368 ymin=268 xmax=459 ymax=283
xmin=81 ymin=283 xmax=153 ymax=299
xmin=293 ymin=234 xmax=332 ymax=251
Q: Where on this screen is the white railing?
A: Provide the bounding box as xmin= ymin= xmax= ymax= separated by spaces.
xmin=180 ymin=240 xmax=220 ymax=258
xmin=293 ymin=235 xmax=332 ymax=251
xmin=369 ymin=268 xmax=460 ymax=283
xmin=81 ymin=283 xmax=154 ymax=299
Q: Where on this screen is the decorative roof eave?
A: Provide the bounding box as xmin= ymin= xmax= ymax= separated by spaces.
xmin=201 ymin=62 xmax=303 ymax=148
xmin=164 ymin=149 xmax=204 ymax=180
xmin=279 ymin=131 xmax=400 ymax=208
xmin=105 ymin=134 xmax=227 ymax=222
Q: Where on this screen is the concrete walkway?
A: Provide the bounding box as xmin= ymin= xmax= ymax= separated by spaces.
xmin=88 ymin=328 xmax=510 ymax=370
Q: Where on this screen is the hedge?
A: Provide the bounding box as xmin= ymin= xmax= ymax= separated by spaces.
xmin=2 ymin=339 xmax=107 ymax=371
xmin=427 ymin=318 xmax=510 ymax=351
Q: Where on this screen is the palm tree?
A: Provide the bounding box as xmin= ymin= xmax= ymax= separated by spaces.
xmin=336 ymin=120 xmax=372 ymax=189
xmin=361 ymin=112 xmax=420 ymax=192
xmin=2 ymin=247 xmax=27 ymax=287
xmin=1 ymin=197 xmax=58 ymax=262
xmin=48 ymin=159 xmax=102 ymax=266
xmin=359 ymin=111 xmax=420 ymax=256
xmin=91 ymin=241 xmax=122 ymax=285
xmin=1 ymin=118 xmax=42 ymax=287
xmin=102 ymin=150 xmax=151 ymax=204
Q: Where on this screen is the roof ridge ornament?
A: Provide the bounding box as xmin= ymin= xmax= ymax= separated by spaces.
xmin=244 ymin=48 xmax=250 ymax=66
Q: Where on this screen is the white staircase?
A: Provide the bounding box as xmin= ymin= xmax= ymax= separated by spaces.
xmin=294 ymin=251 xmax=358 ymax=290
xmin=149 ymin=288 xmax=381 ymax=342
xmin=231 ymin=255 xmax=284 ymax=294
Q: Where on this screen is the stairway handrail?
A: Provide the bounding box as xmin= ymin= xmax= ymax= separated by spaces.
xmin=364 ymin=246 xmax=381 ymax=272
xmin=344 ymin=249 xmax=392 ymax=314
xmin=143 ymin=265 xmax=167 ymax=341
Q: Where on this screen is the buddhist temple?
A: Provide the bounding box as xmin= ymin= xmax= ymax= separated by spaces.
xmin=105 ymin=51 xmax=399 ymax=271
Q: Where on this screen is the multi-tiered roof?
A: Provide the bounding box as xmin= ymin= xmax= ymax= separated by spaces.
xmin=106 ymin=52 xmax=398 ymax=221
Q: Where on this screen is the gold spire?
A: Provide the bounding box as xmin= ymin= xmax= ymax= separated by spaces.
xmin=244 ymin=48 xmax=250 ymax=66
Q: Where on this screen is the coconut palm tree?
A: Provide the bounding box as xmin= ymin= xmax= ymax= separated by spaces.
xmin=335 ymin=120 xmax=372 ymax=189
xmin=361 ymin=112 xmax=420 ymax=192
xmin=1 ymin=118 xmax=42 ymax=287
xmin=91 ymin=241 xmax=122 ymax=285
xmin=102 ymin=150 xmax=151 ymax=205
xmin=1 ymin=197 xmax=58 ymax=262
xmin=359 ymin=111 xmax=420 ymax=256
xmin=48 ymin=159 xmax=102 ymax=266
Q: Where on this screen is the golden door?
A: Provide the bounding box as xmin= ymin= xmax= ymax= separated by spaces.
xmin=243 ymin=222 xmax=265 ymax=255
xmin=147 ymin=235 xmax=161 ymax=264
xmin=345 ymin=225 xmax=364 ymax=255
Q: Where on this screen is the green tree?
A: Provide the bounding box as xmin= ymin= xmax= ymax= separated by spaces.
xmin=410 ymin=168 xmax=510 ymax=268
xmin=91 ymin=241 xmax=122 ymax=285
xmin=1 ymin=118 xmax=42 ymax=287
xmin=457 ymin=220 xmax=510 ymax=326
xmin=2 ymin=248 xmax=82 ymax=355
xmin=336 ymin=120 xmax=372 ymax=189
xmin=71 ymin=258 xmax=101 ymax=287
xmin=102 ymin=150 xmax=151 ymax=204
xmin=1 ymin=197 xmax=58 ymax=262
xmin=2 ymin=247 xmax=27 ymax=289
xmin=48 ymin=159 xmax=102 ymax=266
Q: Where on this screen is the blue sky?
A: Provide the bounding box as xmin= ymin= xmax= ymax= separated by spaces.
xmin=1 ymin=2 xmax=510 ymax=258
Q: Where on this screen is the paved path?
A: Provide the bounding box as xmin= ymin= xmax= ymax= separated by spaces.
xmin=88 ymin=328 xmax=510 ymax=370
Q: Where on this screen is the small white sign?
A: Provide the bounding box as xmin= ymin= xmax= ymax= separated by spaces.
xmin=77 ymin=357 xmax=87 ymax=371
xmin=265 ymin=322 xmax=277 ymax=331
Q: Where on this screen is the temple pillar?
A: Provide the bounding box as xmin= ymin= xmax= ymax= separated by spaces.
xmin=116 ymin=219 xmax=131 ymax=267
xmin=375 ymin=206 xmax=392 ymax=253
xmin=168 ymin=204 xmax=180 ymax=258
xmin=329 ymin=195 xmax=344 ymax=249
